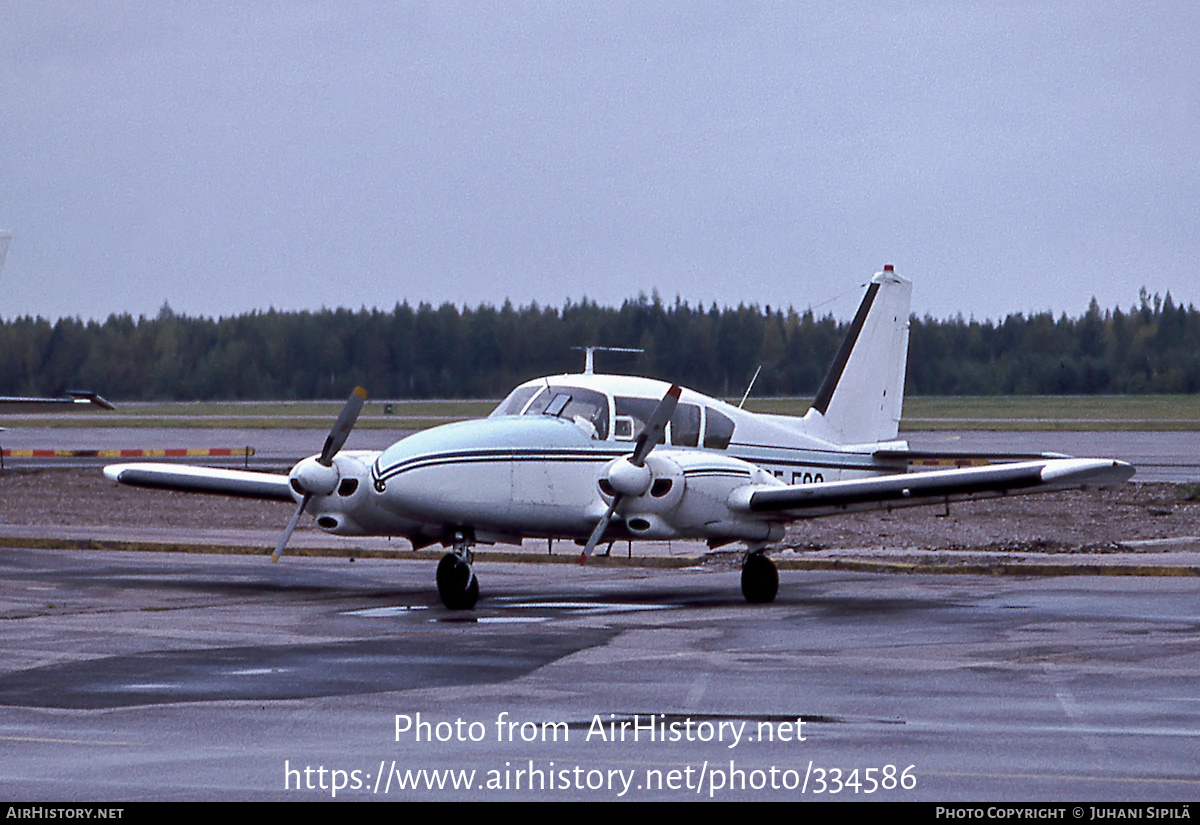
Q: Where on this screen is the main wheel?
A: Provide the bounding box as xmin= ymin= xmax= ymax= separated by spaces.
xmin=741 ymin=553 xmax=779 ymax=604
xmin=436 ymin=553 xmax=479 ymax=610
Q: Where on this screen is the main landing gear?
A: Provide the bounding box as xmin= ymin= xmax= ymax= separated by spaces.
xmin=741 ymin=551 xmax=779 ymax=604
xmin=437 ymin=540 xmax=478 ymax=610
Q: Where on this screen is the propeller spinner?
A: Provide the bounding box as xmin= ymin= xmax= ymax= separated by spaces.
xmin=272 ymin=386 xmax=368 ymax=562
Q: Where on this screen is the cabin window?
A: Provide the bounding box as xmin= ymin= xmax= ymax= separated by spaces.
xmin=670 ymin=403 xmax=701 ymax=447
xmin=703 ymin=407 xmax=735 ymax=449
xmin=614 ymin=397 xmax=661 ymax=441
xmin=613 ymin=415 xmax=635 ymax=440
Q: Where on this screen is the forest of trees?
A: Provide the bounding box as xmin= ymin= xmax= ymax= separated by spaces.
xmin=1 ymin=289 xmax=1197 ymax=401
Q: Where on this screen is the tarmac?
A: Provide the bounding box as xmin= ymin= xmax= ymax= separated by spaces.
xmin=2 ymin=546 xmax=1198 ymax=800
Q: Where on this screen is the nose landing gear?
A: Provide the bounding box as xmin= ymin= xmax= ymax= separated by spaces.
xmin=437 ymin=537 xmax=479 ymax=610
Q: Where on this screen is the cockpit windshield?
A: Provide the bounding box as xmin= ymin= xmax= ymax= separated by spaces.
xmin=489 ymin=385 xmax=541 ymax=418
xmin=491 ymin=383 xmax=730 ymax=447
xmin=493 ymin=384 xmax=610 ymax=440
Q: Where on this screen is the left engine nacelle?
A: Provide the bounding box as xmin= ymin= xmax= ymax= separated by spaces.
xmin=290 ymin=453 xmax=380 ymax=535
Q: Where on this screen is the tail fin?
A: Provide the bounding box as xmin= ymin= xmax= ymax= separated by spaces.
xmin=803 ymin=265 xmax=911 ymax=445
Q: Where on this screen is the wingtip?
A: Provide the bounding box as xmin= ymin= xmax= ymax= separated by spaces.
xmin=1040 ymin=457 xmax=1136 ymax=486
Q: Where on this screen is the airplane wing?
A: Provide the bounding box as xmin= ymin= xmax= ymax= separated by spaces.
xmin=732 ymin=458 xmax=1134 ymax=519
xmin=103 ymin=463 xmax=294 ymax=502
xmin=0 ymin=391 xmax=116 ymax=411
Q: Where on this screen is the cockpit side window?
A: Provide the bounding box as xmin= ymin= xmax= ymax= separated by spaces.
xmin=703 ymin=407 xmax=736 ymax=450
xmin=522 ymin=385 xmax=609 ymax=440
xmin=489 ymin=385 xmax=541 ymax=417
xmin=614 ymin=397 xmax=660 ymax=442
xmin=670 ymin=403 xmax=701 ymax=447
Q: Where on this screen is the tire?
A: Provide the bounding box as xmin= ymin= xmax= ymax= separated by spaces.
xmin=436 ymin=553 xmax=480 ymax=610
xmin=741 ymin=553 xmax=779 ymax=604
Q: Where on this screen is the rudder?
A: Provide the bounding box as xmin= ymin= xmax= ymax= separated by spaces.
xmin=804 ymin=265 xmax=911 ymax=445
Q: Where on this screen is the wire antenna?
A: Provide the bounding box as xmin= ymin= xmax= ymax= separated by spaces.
xmin=738 ymin=365 xmax=763 ymax=409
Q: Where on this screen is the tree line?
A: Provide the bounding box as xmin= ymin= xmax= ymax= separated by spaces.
xmin=1 ymin=289 xmax=1196 ymax=400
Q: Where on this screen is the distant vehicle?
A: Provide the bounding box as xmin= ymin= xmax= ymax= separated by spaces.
xmin=105 ymin=267 xmax=1134 ymax=609
xmin=0 ymin=231 xmax=114 ymax=416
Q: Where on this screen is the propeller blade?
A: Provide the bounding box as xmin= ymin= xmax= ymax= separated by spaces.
xmin=580 ymin=494 xmax=622 ymax=564
xmin=272 ymin=494 xmax=310 ymax=562
xmin=630 ymin=384 xmax=681 ymax=466
xmin=273 ymin=386 xmax=368 ymax=563
xmin=319 ymin=386 xmax=368 ymax=466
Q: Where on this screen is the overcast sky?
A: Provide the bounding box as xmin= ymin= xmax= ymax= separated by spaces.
xmin=1 ymin=2 xmax=1196 ymax=323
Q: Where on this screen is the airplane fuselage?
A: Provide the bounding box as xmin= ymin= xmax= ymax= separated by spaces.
xmin=301 ymin=374 xmax=906 ymax=548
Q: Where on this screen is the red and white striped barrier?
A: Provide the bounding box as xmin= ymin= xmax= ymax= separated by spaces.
xmin=1 ymin=447 xmax=255 ymax=458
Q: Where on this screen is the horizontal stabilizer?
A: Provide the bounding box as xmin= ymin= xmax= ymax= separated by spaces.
xmin=873 ymin=448 xmax=1073 ymax=468
xmin=734 ymin=459 xmax=1134 ymax=519
xmin=104 ymin=463 xmax=294 ymax=502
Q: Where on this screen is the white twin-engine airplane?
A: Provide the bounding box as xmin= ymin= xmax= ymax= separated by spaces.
xmin=105 ymin=267 xmax=1134 ymax=609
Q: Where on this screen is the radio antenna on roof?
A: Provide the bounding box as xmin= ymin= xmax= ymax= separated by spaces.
xmin=571 ymin=346 xmax=645 ymax=375
xmin=738 ymin=365 xmax=763 ymax=409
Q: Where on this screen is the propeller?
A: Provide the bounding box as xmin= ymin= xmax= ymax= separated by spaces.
xmin=579 ymin=384 xmax=680 ymax=563
xmin=272 ymin=386 xmax=368 ymax=562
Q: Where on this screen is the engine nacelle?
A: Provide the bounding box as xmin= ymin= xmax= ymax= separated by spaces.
xmin=599 ymin=454 xmax=686 ymax=514
xmin=293 ymin=453 xmax=416 ymax=536
xmin=639 ymin=450 xmax=783 ymax=542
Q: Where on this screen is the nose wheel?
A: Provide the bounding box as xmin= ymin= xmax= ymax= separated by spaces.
xmin=741 ymin=552 xmax=778 ymax=604
xmin=436 ymin=552 xmax=479 ymax=610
